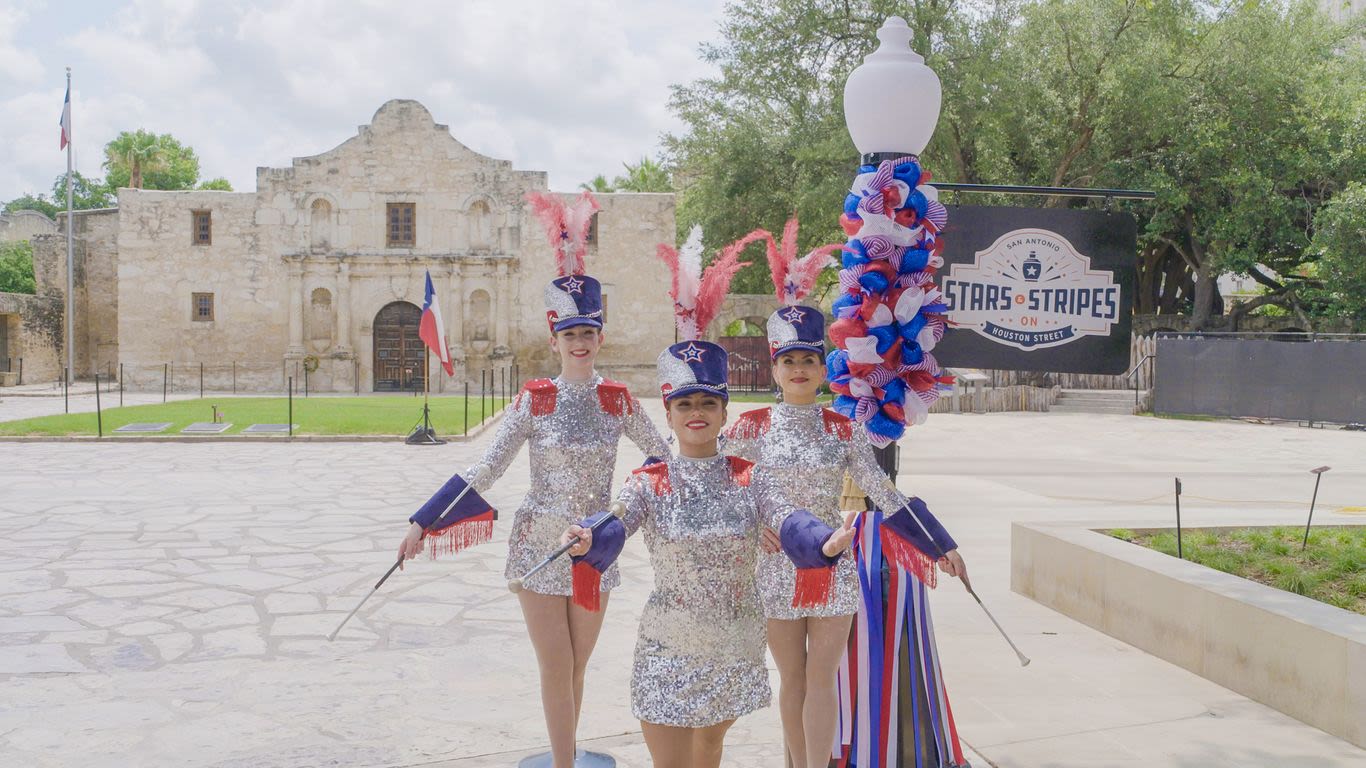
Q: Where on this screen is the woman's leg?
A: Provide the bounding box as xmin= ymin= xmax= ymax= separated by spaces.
xmin=567 ymin=591 xmax=611 ymax=730
xmin=692 ymin=718 xmax=737 ymax=768
xmin=518 ymin=591 xmax=578 ymax=768
xmin=641 ymin=721 xmax=695 ymax=768
xmin=802 ymin=614 xmax=854 ymax=768
xmin=767 ymin=618 xmax=809 ymax=768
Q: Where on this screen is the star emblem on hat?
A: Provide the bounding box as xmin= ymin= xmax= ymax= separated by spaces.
xmin=562 ymin=276 xmax=585 ymax=294
xmin=676 ymin=342 xmax=706 ymax=363
xmin=780 ymin=306 xmax=806 ymax=323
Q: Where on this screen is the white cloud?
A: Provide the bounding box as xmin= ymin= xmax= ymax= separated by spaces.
xmin=0 ymin=0 xmax=724 ymax=200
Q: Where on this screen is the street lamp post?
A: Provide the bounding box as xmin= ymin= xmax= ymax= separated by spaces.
xmin=830 ymin=17 xmax=967 ymax=768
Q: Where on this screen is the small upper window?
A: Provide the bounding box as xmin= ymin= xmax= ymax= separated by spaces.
xmin=192 ymin=292 xmax=214 ymax=322
xmin=586 ymin=212 xmax=599 ymax=245
xmin=192 ymin=211 xmax=211 ymax=245
xmin=387 ymin=203 xmax=415 ymax=247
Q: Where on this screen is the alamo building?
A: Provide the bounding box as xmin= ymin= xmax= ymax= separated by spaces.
xmin=0 ymin=100 xmax=677 ymax=392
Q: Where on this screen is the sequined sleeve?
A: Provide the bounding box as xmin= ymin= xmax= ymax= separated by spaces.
xmin=616 ymin=472 xmax=657 ymax=537
xmin=752 ymin=469 xmax=800 ymax=530
xmin=845 ymin=425 xmax=912 ymax=514
xmin=721 ymin=423 xmax=759 ymax=462
xmin=845 ymin=424 xmax=957 ymax=554
xmin=623 ymin=395 xmax=671 ymax=461
xmin=461 ymin=394 xmax=533 ymax=493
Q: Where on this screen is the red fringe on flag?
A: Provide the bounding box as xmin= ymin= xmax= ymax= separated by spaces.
xmin=725 ymin=407 xmax=771 ymax=441
xmin=880 ymin=528 xmax=937 ymax=588
xmin=572 ymin=559 xmax=604 ymax=612
xmin=520 ymin=379 xmax=558 ymax=416
xmin=596 ymin=380 xmax=633 ymax=417
xmin=792 ymin=564 xmax=837 ymax=608
xmin=823 ymin=408 xmax=855 ymax=440
xmin=727 ymin=456 xmax=754 ymax=487
xmin=422 ymin=510 xmax=495 ymax=560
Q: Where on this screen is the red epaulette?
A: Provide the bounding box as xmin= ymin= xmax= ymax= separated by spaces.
xmin=596 ymin=378 xmax=634 ymax=417
xmin=821 ymin=408 xmax=854 ymax=440
xmin=632 ymin=462 xmax=672 ymax=496
xmin=727 ymin=456 xmax=754 ymax=488
xmin=726 ymin=407 xmax=771 ymax=441
xmin=515 ymin=378 xmax=558 ymax=416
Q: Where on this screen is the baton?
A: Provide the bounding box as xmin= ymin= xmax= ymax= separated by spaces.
xmin=884 ymin=480 xmax=1030 ymax=666
xmin=508 ymin=501 xmax=627 ymax=593
xmin=327 ymin=480 xmax=478 ymax=641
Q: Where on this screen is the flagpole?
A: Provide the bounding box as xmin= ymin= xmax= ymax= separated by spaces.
xmin=64 ymin=67 xmax=75 ymax=384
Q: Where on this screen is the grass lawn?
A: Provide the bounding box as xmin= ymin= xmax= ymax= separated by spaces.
xmin=0 ymin=396 xmax=509 ymax=437
xmin=1109 ymin=525 xmax=1366 ymax=614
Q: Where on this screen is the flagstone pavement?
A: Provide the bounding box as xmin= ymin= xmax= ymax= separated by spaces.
xmin=1 ymin=401 xmax=1363 ymax=767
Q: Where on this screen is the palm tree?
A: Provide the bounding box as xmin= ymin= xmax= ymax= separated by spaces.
xmin=614 ymin=157 xmax=671 ymax=192
xmin=103 ymin=130 xmax=169 ymax=190
xmin=579 ymin=174 xmax=615 ymax=193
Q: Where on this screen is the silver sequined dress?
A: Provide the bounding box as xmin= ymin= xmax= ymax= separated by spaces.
xmin=617 ymin=454 xmax=778 ymax=727
xmin=725 ymin=402 xmax=915 ymax=620
xmin=463 ymin=374 xmax=669 ymax=596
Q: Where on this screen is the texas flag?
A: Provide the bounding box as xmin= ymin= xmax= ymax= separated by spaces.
xmin=59 ymin=85 xmax=71 ymax=150
xmin=418 ymin=270 xmax=454 ymax=376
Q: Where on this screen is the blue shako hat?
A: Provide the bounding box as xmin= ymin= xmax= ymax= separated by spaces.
xmin=544 ymin=274 xmax=604 ymax=333
xmin=767 ymin=304 xmax=826 ymax=359
xmin=657 ymin=341 xmax=729 ymax=403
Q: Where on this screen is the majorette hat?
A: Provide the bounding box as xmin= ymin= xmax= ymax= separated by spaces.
xmin=526 ymin=190 xmax=604 ymax=333
xmin=654 ymin=225 xmax=750 ymax=402
xmin=727 ymin=217 xmax=844 ymax=359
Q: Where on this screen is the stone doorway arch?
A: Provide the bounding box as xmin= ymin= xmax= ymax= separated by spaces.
xmin=373 ymin=301 xmax=425 ymax=392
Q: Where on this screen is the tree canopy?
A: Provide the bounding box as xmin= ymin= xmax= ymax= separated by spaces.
xmin=103 ymin=129 xmax=201 ymax=191
xmin=665 ymin=0 xmax=1365 ymax=322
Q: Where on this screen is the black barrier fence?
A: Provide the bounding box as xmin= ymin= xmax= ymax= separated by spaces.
xmin=1154 ymin=333 xmax=1366 ymax=424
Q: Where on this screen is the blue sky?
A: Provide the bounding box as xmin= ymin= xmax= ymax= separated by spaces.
xmin=0 ymin=0 xmax=727 ymax=201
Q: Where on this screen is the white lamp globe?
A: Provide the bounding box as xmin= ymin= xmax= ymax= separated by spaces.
xmin=843 ymin=16 xmax=942 ymax=157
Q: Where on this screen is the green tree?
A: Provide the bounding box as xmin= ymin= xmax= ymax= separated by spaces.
xmin=2 ymin=194 xmax=59 ymax=219
xmin=580 ymin=174 xmax=616 ymax=193
xmin=1305 ymin=182 xmax=1366 ymax=319
xmin=613 ymin=157 xmax=672 ymax=192
xmin=196 ymin=177 xmax=233 ymax=191
xmin=0 ymin=241 xmax=37 ymax=295
xmin=52 ymin=171 xmax=115 ymax=209
xmin=103 ymin=129 xmax=201 ymax=190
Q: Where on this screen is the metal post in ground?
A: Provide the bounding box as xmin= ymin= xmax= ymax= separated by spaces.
xmin=288 ymin=376 xmax=294 ymax=437
xmin=1175 ymin=477 xmax=1184 ymax=559
xmin=233 ymin=361 xmax=237 ymax=395
xmin=17 ymin=357 xmax=22 ymax=385
xmin=304 ymin=366 xmax=309 ymax=398
xmin=200 ymin=362 xmax=204 ymax=399
xmin=63 ymin=367 xmax=69 ymax=413
xmin=1302 ymin=467 xmax=1331 ymax=551
xmin=481 ymin=369 xmax=487 ymax=425
xmin=354 ymin=359 xmax=359 ymax=395
xmin=119 ymin=362 xmax=124 ymax=407
xmin=94 ymin=373 xmax=103 ymax=438
xmin=163 ymin=363 xmax=168 ymax=403
xmin=464 ymin=381 xmax=469 ymax=436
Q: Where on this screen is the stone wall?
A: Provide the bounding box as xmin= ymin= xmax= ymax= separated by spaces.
xmin=0 ymin=210 xmax=57 ymax=243
xmin=0 ymin=292 xmax=62 ymax=383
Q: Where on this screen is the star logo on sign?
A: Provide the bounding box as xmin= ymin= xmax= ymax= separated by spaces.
xmin=562 ymin=277 xmax=585 ymax=294
xmin=780 ymin=306 xmax=806 ymax=324
xmin=676 ymin=343 xmax=706 ymax=363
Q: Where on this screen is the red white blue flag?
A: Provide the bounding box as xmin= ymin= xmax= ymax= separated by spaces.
xmin=418 ymin=270 xmax=454 ymax=376
xmin=59 ymin=85 xmax=71 ymax=150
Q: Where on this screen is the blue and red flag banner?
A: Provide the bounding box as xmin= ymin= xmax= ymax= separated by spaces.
xmin=418 ymin=270 xmax=454 ymax=376
xmin=59 ymin=85 xmax=71 ymax=150
xmin=408 ymin=473 xmax=495 ymax=558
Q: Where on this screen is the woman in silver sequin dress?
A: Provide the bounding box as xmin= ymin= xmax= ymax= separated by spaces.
xmin=399 ymin=270 xmax=669 ymax=768
xmin=564 ymin=339 xmax=853 ymax=768
xmin=723 ymin=307 xmax=965 ymax=768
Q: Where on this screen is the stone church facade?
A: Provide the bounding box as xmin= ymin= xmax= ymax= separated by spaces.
xmin=21 ymin=100 xmax=677 ymax=392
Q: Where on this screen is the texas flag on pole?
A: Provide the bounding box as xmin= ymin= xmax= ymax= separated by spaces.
xmin=59 ymin=85 xmax=71 ymax=150
xmin=419 ymin=270 xmax=454 ymax=377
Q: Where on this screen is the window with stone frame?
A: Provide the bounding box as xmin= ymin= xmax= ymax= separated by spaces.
xmin=387 ymin=203 xmax=416 ymax=247
xmin=192 ymin=210 xmax=212 ymax=245
xmin=586 ymin=211 xmax=599 ymax=246
xmin=192 ymin=292 xmax=214 ymax=322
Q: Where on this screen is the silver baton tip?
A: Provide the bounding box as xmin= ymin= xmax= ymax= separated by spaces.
xmin=609 ymin=501 xmax=627 ymax=517
xmin=508 ymin=579 xmax=524 ymax=593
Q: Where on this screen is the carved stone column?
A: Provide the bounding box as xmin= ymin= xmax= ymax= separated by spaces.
xmin=334 ymin=260 xmax=352 ymax=353
xmin=286 ymin=256 xmax=305 ymax=357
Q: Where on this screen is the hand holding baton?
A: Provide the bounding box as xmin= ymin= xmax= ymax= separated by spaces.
xmin=509 ymin=501 xmax=627 ymax=593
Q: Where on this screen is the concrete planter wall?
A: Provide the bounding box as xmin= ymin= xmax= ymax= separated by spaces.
xmin=1011 ymin=522 xmax=1366 ymax=748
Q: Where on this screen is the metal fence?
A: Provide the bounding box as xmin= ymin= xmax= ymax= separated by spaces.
xmin=1153 ymin=333 xmax=1366 ymax=423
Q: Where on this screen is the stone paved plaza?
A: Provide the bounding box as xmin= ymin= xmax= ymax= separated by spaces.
xmin=1 ymin=402 xmax=1364 ymax=767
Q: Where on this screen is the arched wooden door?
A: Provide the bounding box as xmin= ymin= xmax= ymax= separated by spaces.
xmin=373 ymin=301 xmax=425 ymax=392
